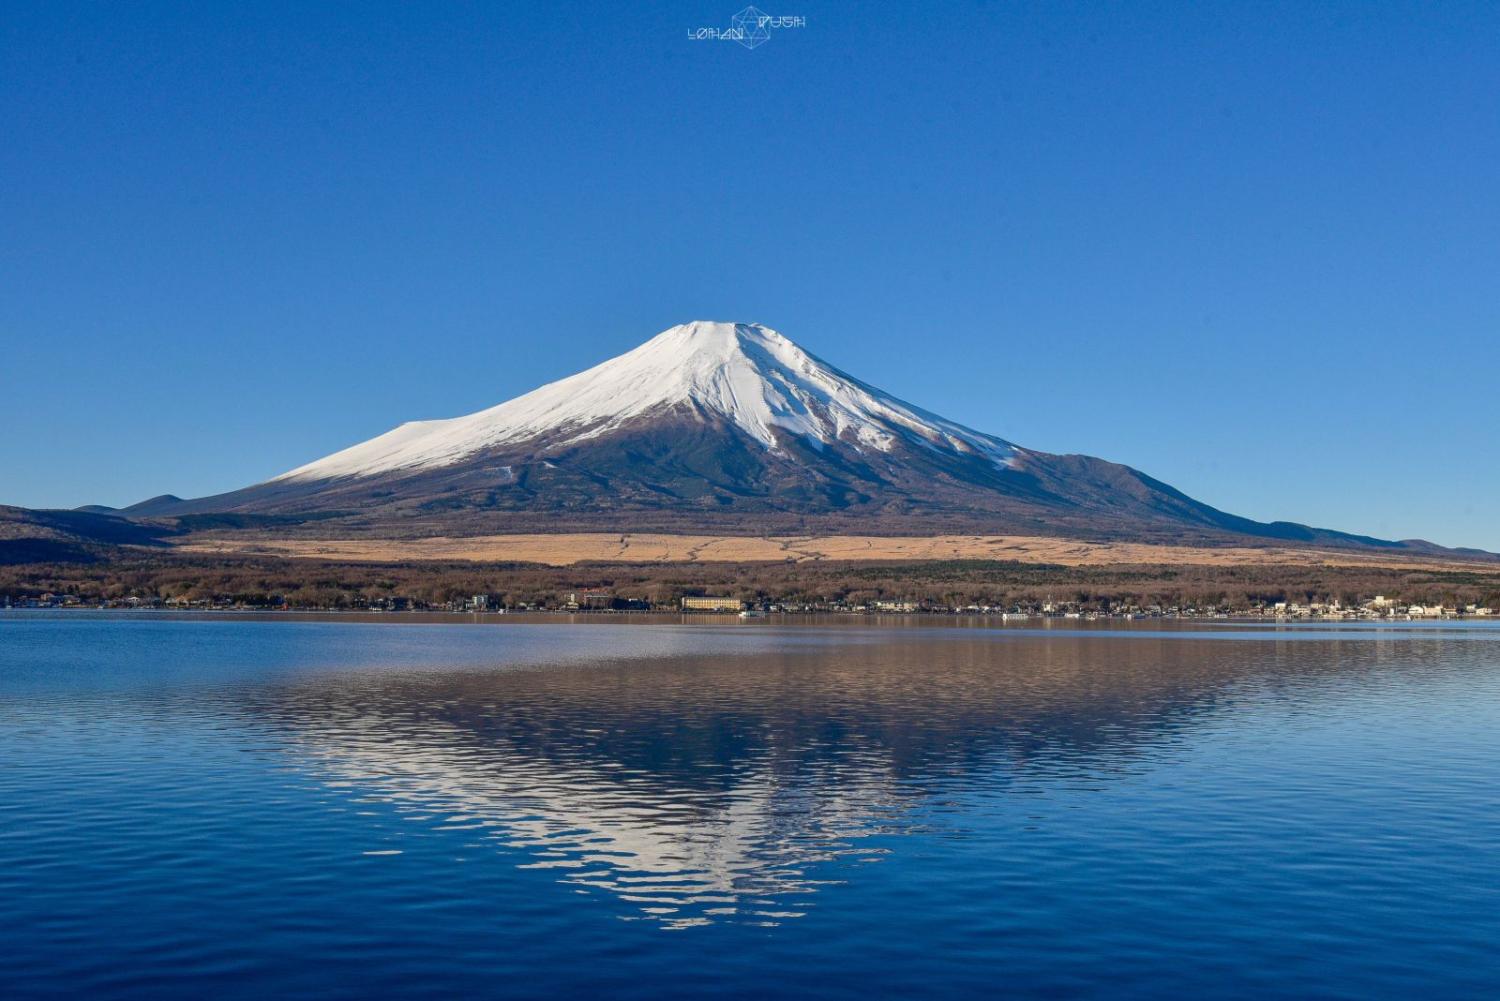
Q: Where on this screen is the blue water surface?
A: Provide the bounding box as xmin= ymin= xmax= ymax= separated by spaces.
xmin=2 ymin=613 xmax=1498 ymax=999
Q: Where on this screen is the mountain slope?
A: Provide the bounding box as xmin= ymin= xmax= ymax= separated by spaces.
xmin=125 ymin=321 xmax=1450 ymax=551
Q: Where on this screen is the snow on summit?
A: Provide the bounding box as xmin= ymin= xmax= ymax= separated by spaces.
xmin=274 ymin=321 xmax=1017 ymax=481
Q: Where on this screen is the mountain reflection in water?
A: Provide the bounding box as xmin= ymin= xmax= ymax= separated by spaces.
xmin=235 ymin=624 xmax=1423 ymax=928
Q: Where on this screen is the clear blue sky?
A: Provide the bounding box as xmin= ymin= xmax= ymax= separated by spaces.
xmin=3 ymin=2 xmax=1496 ymax=548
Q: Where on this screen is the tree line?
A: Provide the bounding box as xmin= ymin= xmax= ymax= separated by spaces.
xmin=4 ymin=552 xmax=1499 ymax=612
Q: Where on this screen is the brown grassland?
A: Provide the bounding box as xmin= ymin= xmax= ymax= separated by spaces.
xmin=173 ymin=532 xmax=1497 ymax=572
xmin=4 ymin=504 xmax=1497 ymax=611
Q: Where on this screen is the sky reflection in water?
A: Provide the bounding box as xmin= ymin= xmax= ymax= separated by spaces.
xmin=3 ymin=615 xmax=1499 ymax=997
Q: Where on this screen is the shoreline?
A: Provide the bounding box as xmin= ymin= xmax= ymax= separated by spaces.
xmin=5 ymin=606 xmax=1497 ymax=627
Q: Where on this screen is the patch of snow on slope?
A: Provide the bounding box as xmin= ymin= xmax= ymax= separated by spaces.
xmin=273 ymin=321 xmax=1017 ymax=481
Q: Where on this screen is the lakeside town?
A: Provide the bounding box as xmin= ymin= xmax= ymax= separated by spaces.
xmin=6 ymin=588 xmax=1494 ymax=621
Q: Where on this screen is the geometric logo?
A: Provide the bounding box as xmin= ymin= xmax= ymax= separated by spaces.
xmin=732 ymin=7 xmax=774 ymax=49
xmin=686 ymin=7 xmax=805 ymax=50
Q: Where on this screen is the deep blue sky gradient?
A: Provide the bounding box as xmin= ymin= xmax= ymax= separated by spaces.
xmin=3 ymin=2 xmax=1497 ymax=547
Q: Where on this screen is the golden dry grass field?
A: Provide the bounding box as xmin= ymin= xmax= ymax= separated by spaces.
xmin=174 ymin=533 xmax=1491 ymax=571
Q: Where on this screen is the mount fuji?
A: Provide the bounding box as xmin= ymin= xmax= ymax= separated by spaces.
xmin=123 ymin=321 xmax=1416 ymax=549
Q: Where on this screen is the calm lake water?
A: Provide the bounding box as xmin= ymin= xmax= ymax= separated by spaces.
xmin=3 ymin=613 xmax=1499 ymax=999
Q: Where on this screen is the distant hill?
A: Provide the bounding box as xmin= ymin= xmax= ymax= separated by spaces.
xmin=0 ymin=506 xmax=173 ymax=564
xmin=120 ymin=495 xmax=184 ymax=516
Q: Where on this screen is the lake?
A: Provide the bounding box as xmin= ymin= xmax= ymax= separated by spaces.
xmin=2 ymin=613 xmax=1498 ymax=999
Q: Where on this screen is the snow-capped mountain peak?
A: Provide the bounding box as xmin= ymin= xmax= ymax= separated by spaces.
xmin=125 ymin=323 xmax=1450 ymax=554
xmin=274 ymin=321 xmax=1016 ymax=481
